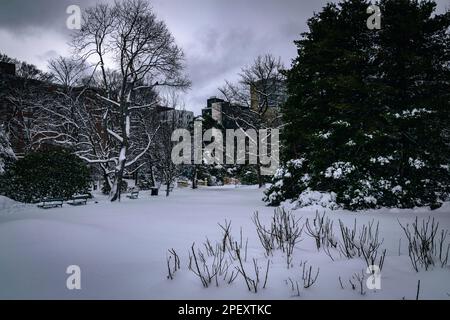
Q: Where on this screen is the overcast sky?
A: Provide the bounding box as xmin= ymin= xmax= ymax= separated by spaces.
xmin=1 ymin=0 xmax=448 ymax=115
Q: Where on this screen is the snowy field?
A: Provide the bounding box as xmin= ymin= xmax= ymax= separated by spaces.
xmin=0 ymin=186 xmax=449 ymax=300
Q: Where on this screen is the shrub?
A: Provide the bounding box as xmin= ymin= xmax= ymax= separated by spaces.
xmin=0 ymin=149 xmax=91 ymax=203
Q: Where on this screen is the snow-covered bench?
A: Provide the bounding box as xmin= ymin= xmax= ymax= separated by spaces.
xmin=37 ymin=198 xmax=64 ymax=209
xmin=68 ymin=194 xmax=89 ymax=206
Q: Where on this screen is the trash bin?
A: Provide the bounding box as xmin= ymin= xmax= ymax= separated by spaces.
xmin=150 ymin=187 xmax=159 ymax=196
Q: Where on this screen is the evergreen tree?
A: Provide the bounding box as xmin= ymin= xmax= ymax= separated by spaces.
xmin=265 ymin=0 xmax=450 ymax=209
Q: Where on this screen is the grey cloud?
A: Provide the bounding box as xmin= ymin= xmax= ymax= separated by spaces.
xmin=1 ymin=0 xmax=449 ymax=115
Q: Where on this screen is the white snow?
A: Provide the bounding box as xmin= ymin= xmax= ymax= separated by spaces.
xmin=0 ymin=187 xmax=449 ymax=300
xmin=125 ymin=115 xmax=130 ymax=138
xmin=394 ymin=108 xmax=433 ymax=119
xmin=392 ymin=185 xmax=403 ymax=194
xmin=324 ymin=162 xmax=355 ymax=179
xmin=289 ymin=188 xmax=339 ymax=210
xmin=289 ymin=158 xmax=305 ymax=169
xmin=332 ymin=120 xmax=350 ymax=127
xmin=317 ymin=131 xmax=332 ymax=139
xmin=370 ymin=156 xmax=393 ymax=165
xmin=408 ymin=158 xmax=426 ymax=169
xmin=118 ymin=146 xmax=126 ymax=163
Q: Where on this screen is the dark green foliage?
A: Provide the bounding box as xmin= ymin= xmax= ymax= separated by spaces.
xmin=239 ymin=167 xmax=259 ymax=185
xmin=0 ymin=149 xmax=91 ymax=203
xmin=266 ymin=0 xmax=450 ymax=210
xmin=237 ymin=165 xmax=270 ymax=186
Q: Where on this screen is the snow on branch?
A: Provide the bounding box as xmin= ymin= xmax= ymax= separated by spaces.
xmin=107 ymin=128 xmax=124 ymax=143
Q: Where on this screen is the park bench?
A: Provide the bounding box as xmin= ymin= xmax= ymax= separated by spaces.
xmin=127 ymin=189 xmax=139 ymax=199
xmin=37 ymin=197 xmax=64 ymax=209
xmin=68 ymin=194 xmax=89 ymax=206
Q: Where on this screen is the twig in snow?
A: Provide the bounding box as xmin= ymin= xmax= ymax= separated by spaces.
xmin=416 ymin=280 xmax=421 ymax=300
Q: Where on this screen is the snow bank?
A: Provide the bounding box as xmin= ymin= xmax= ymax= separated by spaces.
xmin=0 ymin=195 xmax=29 ymax=215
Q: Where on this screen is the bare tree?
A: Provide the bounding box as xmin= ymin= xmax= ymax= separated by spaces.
xmin=48 ymin=56 xmax=88 ymax=88
xmin=153 ymin=92 xmax=187 ymax=196
xmin=35 ymin=0 xmax=189 ymax=201
xmin=219 ymin=54 xmax=285 ymax=187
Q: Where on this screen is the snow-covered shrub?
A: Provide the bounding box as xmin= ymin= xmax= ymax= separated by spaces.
xmin=265 ymin=154 xmax=450 ymax=210
xmin=263 ymin=159 xmax=308 ymax=206
xmin=294 ymin=189 xmax=339 ymax=209
xmin=264 ymin=159 xmax=359 ymax=209
xmin=1 ymin=149 xmax=91 ymax=203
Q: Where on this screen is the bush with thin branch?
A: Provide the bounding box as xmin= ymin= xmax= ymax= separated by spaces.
xmin=286 ymin=260 xmax=320 ymax=296
xmin=338 ymin=219 xmax=359 ymax=258
xmin=300 ymin=260 xmax=320 ymax=289
xmin=253 ymin=207 xmax=303 ymax=267
xmin=233 ymin=246 xmax=270 ymax=293
xmin=338 ymin=219 xmax=386 ymax=271
xmin=399 ymin=217 xmax=449 ymax=272
xmin=188 ymin=239 xmax=237 ymax=288
xmin=186 ymin=221 xmax=261 ymax=289
xmin=304 ymin=211 xmax=338 ymax=260
xmin=166 ymin=248 xmax=180 ymax=280
xmin=188 ymin=243 xmax=216 ymax=287
xmin=359 ymin=221 xmax=386 ymax=271
xmin=287 ymin=278 xmax=301 ymax=297
xmin=349 ymin=270 xmax=366 ymax=296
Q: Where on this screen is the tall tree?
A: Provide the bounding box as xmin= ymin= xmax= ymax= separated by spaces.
xmin=67 ymin=0 xmax=189 ymax=201
xmin=266 ymin=0 xmax=450 ymax=209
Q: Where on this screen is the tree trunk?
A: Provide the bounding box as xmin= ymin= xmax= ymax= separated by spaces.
xmin=149 ymin=164 xmax=156 ymax=187
xmin=257 ymin=164 xmax=264 ymax=188
xmin=257 ymin=157 xmax=264 ymax=188
xmin=100 ymin=164 xmax=112 ymax=194
xmin=134 ymin=168 xmax=139 ymax=186
xmin=192 ymin=165 xmax=198 ymax=189
xmin=111 ymin=83 xmax=132 ymax=202
xmin=111 ymin=159 xmax=125 ymax=202
xmin=166 ymin=181 xmax=170 ymax=197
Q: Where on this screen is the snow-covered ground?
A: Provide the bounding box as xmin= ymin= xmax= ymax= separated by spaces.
xmin=0 ymin=186 xmax=449 ymax=300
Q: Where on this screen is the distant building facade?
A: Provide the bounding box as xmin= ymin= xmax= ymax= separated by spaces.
xmin=159 ymin=108 xmax=194 ymax=128
xmin=201 ymin=78 xmax=286 ymax=130
xmin=201 ymin=97 xmax=247 ymax=129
